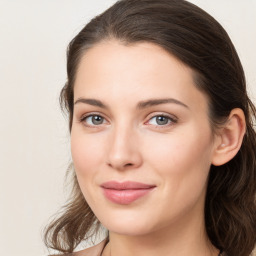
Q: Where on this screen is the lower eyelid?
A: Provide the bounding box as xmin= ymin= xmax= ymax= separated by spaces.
xmin=147 ymin=119 xmax=177 ymax=130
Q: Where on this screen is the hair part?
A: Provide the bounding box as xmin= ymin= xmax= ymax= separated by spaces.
xmin=44 ymin=1 xmax=256 ymax=255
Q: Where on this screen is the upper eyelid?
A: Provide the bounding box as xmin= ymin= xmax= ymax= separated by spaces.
xmin=80 ymin=112 xmax=108 ymax=120
xmin=146 ymin=112 xmax=178 ymax=121
xmin=79 ymin=111 xmax=176 ymax=119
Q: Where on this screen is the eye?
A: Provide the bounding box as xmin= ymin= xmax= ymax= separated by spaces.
xmin=146 ymin=114 xmax=177 ymax=127
xmin=80 ymin=114 xmax=107 ymax=126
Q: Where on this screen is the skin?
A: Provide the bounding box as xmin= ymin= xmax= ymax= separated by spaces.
xmin=71 ymin=40 xmax=245 ymax=256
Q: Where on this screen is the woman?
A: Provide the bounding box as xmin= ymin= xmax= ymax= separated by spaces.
xmin=44 ymin=0 xmax=256 ymax=255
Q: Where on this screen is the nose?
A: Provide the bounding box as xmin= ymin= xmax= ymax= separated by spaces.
xmin=106 ymin=125 xmax=143 ymax=171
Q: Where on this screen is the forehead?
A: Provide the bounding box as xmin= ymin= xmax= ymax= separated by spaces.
xmin=76 ymin=40 xmax=190 ymax=83
xmin=74 ymin=40 xmax=208 ymax=111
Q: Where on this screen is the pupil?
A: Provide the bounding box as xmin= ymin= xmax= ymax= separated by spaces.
xmin=92 ymin=116 xmax=103 ymax=125
xmin=156 ymin=116 xmax=168 ymax=125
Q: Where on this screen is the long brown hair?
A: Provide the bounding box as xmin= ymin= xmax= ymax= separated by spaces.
xmin=44 ymin=1 xmax=256 ymax=255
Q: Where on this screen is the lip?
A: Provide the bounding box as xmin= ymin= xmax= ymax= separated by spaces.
xmin=101 ymin=181 xmax=156 ymax=205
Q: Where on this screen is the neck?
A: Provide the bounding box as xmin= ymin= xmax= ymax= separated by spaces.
xmin=102 ymin=207 xmax=218 ymax=256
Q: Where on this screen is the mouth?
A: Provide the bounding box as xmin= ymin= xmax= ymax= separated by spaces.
xmin=100 ymin=181 xmax=156 ymax=205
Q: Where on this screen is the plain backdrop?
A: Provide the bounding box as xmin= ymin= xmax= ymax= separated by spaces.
xmin=0 ymin=1 xmax=255 ymax=256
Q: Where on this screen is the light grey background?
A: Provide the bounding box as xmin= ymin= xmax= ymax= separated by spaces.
xmin=0 ymin=1 xmax=255 ymax=256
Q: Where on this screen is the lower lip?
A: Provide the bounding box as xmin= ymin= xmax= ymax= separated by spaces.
xmin=102 ymin=188 xmax=154 ymax=205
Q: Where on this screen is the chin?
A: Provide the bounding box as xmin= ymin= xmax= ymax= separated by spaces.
xmin=98 ymin=210 xmax=158 ymax=236
xmin=104 ymin=222 xmax=154 ymax=236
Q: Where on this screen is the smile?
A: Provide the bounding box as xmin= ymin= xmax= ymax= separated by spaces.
xmin=101 ymin=181 xmax=156 ymax=205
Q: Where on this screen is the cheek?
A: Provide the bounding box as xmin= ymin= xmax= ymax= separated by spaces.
xmin=70 ymin=131 xmax=105 ymax=206
xmin=70 ymin=130 xmax=106 ymax=190
xmin=140 ymin=128 xmax=213 ymax=224
xmin=144 ymin=127 xmax=213 ymax=192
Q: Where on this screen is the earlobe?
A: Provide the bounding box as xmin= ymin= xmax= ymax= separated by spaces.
xmin=211 ymin=108 xmax=246 ymax=166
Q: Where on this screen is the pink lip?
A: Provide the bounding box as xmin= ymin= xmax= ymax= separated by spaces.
xmin=101 ymin=181 xmax=156 ymax=205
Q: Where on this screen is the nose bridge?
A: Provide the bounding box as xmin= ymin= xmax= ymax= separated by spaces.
xmin=107 ymin=120 xmax=142 ymax=170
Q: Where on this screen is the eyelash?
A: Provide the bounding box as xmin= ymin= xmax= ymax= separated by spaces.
xmin=79 ymin=112 xmax=108 ymax=128
xmin=145 ymin=113 xmax=178 ymax=129
xmin=79 ymin=112 xmax=178 ymax=129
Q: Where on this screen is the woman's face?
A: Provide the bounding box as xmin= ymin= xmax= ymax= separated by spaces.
xmin=71 ymin=40 xmax=217 ymax=236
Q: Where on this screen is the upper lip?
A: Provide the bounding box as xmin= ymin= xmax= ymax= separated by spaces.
xmin=101 ymin=181 xmax=156 ymax=190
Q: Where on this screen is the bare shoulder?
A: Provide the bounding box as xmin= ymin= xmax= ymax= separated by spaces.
xmin=51 ymin=239 xmax=107 ymax=256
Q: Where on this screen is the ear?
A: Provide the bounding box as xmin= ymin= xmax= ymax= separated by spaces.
xmin=211 ymin=108 xmax=246 ymax=166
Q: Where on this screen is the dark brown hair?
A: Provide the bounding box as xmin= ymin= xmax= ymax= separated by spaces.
xmin=44 ymin=1 xmax=256 ymax=255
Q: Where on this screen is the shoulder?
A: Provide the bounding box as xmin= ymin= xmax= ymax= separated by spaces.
xmin=50 ymin=239 xmax=107 ymax=256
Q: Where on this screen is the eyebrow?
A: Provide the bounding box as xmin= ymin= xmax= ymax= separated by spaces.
xmin=74 ymin=98 xmax=108 ymax=108
xmin=74 ymin=97 xmax=189 ymax=109
xmin=137 ymin=98 xmax=189 ymax=109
